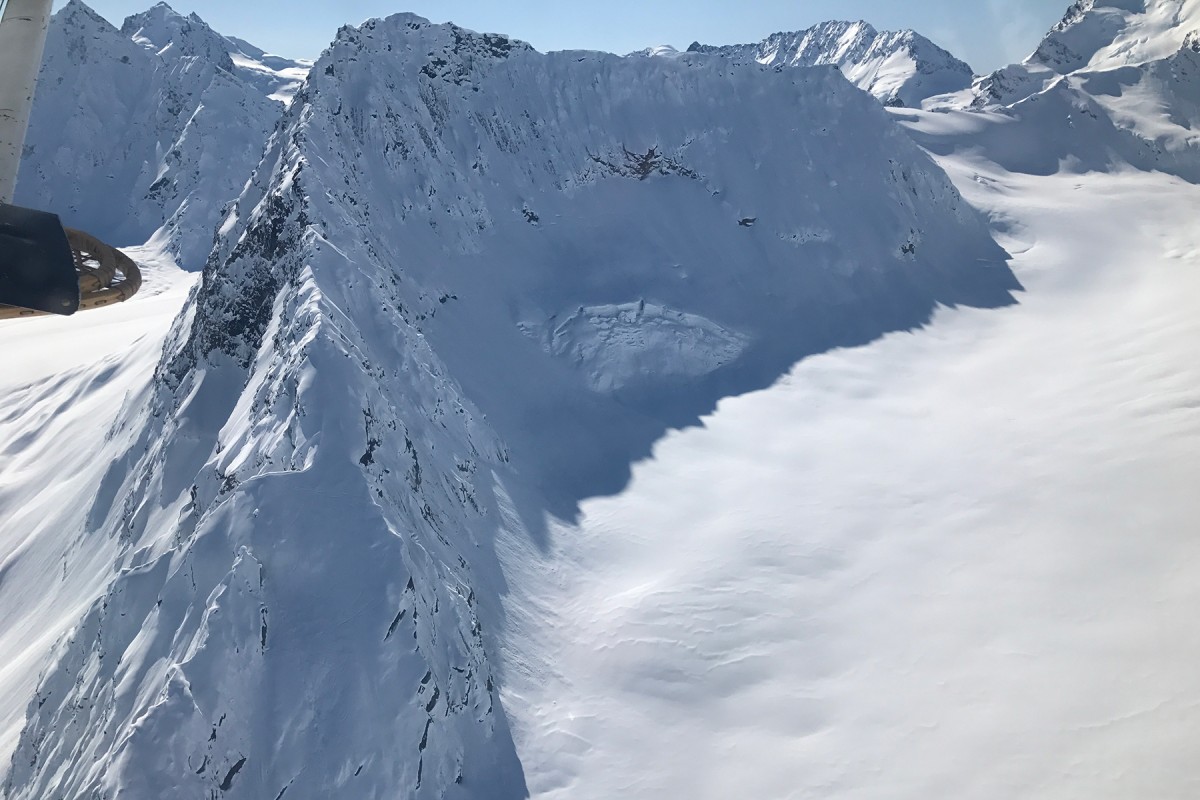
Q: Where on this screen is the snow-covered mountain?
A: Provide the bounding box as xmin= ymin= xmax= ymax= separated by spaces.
xmin=684 ymin=20 xmax=975 ymax=107
xmin=122 ymin=2 xmax=239 ymax=72
xmin=974 ymin=0 xmax=1200 ymax=106
xmin=0 ymin=10 xmax=1017 ymax=799
xmin=123 ymin=3 xmax=313 ymax=104
xmin=939 ymin=0 xmax=1200 ymax=182
xmin=13 ymin=1 xmax=308 ymax=269
xmin=7 ymin=0 xmax=1200 ymax=797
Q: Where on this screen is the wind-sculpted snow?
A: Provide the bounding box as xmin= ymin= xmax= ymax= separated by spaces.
xmin=3 ymin=12 xmax=1016 ymax=800
xmin=222 ymin=36 xmax=313 ymax=105
xmin=13 ymin=1 xmax=301 ymax=269
xmin=685 ymin=20 xmax=975 ymax=107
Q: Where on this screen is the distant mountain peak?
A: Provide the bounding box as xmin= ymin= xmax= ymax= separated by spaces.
xmin=17 ymin=0 xmax=306 ymax=266
xmin=58 ymin=0 xmax=114 ymax=27
xmin=683 ymin=19 xmax=974 ymax=107
xmin=943 ymin=0 xmax=1200 ymax=188
xmin=972 ymin=0 xmax=1200 ymax=108
xmin=628 ymin=44 xmax=683 ymax=59
xmin=1035 ymin=0 xmax=1200 ymax=70
xmin=112 ymin=3 xmax=312 ymax=103
xmin=121 ymin=2 xmax=236 ymax=72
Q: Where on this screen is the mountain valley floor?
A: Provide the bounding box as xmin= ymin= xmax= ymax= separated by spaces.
xmin=495 ymin=116 xmax=1200 ymax=798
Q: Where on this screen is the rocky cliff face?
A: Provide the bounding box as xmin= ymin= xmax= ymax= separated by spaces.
xmin=14 ymin=1 xmax=307 ymax=269
xmin=3 ymin=10 xmax=1016 ymax=800
xmin=685 ymin=20 xmax=975 ymax=107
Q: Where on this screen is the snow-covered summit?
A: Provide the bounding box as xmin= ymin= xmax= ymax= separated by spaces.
xmin=627 ymin=43 xmax=684 ymax=59
xmin=120 ymin=1 xmax=312 ymax=103
xmin=3 ymin=11 xmax=1016 ymax=799
xmin=121 ymin=1 xmax=237 ymax=72
xmin=1035 ymin=0 xmax=1200 ymax=72
xmin=686 ymin=20 xmax=975 ymax=107
xmin=14 ymin=1 xmax=302 ymax=268
xmin=939 ymin=0 xmax=1200 ymax=183
xmin=973 ymin=0 xmax=1200 ymax=106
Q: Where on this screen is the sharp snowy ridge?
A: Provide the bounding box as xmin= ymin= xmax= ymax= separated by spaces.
xmin=122 ymin=2 xmax=239 ymax=73
xmin=683 ymin=20 xmax=975 ymax=107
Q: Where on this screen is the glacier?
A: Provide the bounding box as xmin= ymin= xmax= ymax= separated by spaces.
xmin=3 ymin=1 xmax=1199 ymax=799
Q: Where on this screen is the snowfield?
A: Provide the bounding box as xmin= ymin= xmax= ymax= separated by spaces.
xmin=499 ymin=147 xmax=1200 ymax=799
xmin=3 ymin=1 xmax=1200 ymax=798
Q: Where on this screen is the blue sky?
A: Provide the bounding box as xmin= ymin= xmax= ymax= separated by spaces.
xmin=58 ymin=0 xmax=1069 ymax=73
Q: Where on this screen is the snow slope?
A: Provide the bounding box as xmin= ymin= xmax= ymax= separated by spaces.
xmin=685 ymin=21 xmax=975 ymax=107
xmin=0 ymin=249 xmax=196 ymax=770
xmin=13 ymin=1 xmax=301 ymax=269
xmin=223 ymin=36 xmax=313 ymax=105
xmin=974 ymin=0 xmax=1200 ymax=107
xmin=0 ymin=11 xmax=1015 ymax=800
xmin=919 ymin=0 xmax=1200 ymax=186
xmin=501 ymin=146 xmax=1200 ymax=800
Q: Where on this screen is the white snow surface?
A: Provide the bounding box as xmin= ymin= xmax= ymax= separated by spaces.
xmin=0 ymin=248 xmax=196 ymax=766
xmin=917 ymin=0 xmax=1200 ymax=190
xmin=684 ymin=20 xmax=975 ymax=107
xmin=1 ymin=3 xmax=1199 ymax=800
xmin=500 ymin=142 xmax=1200 ymax=800
xmin=223 ymin=38 xmax=313 ymax=105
